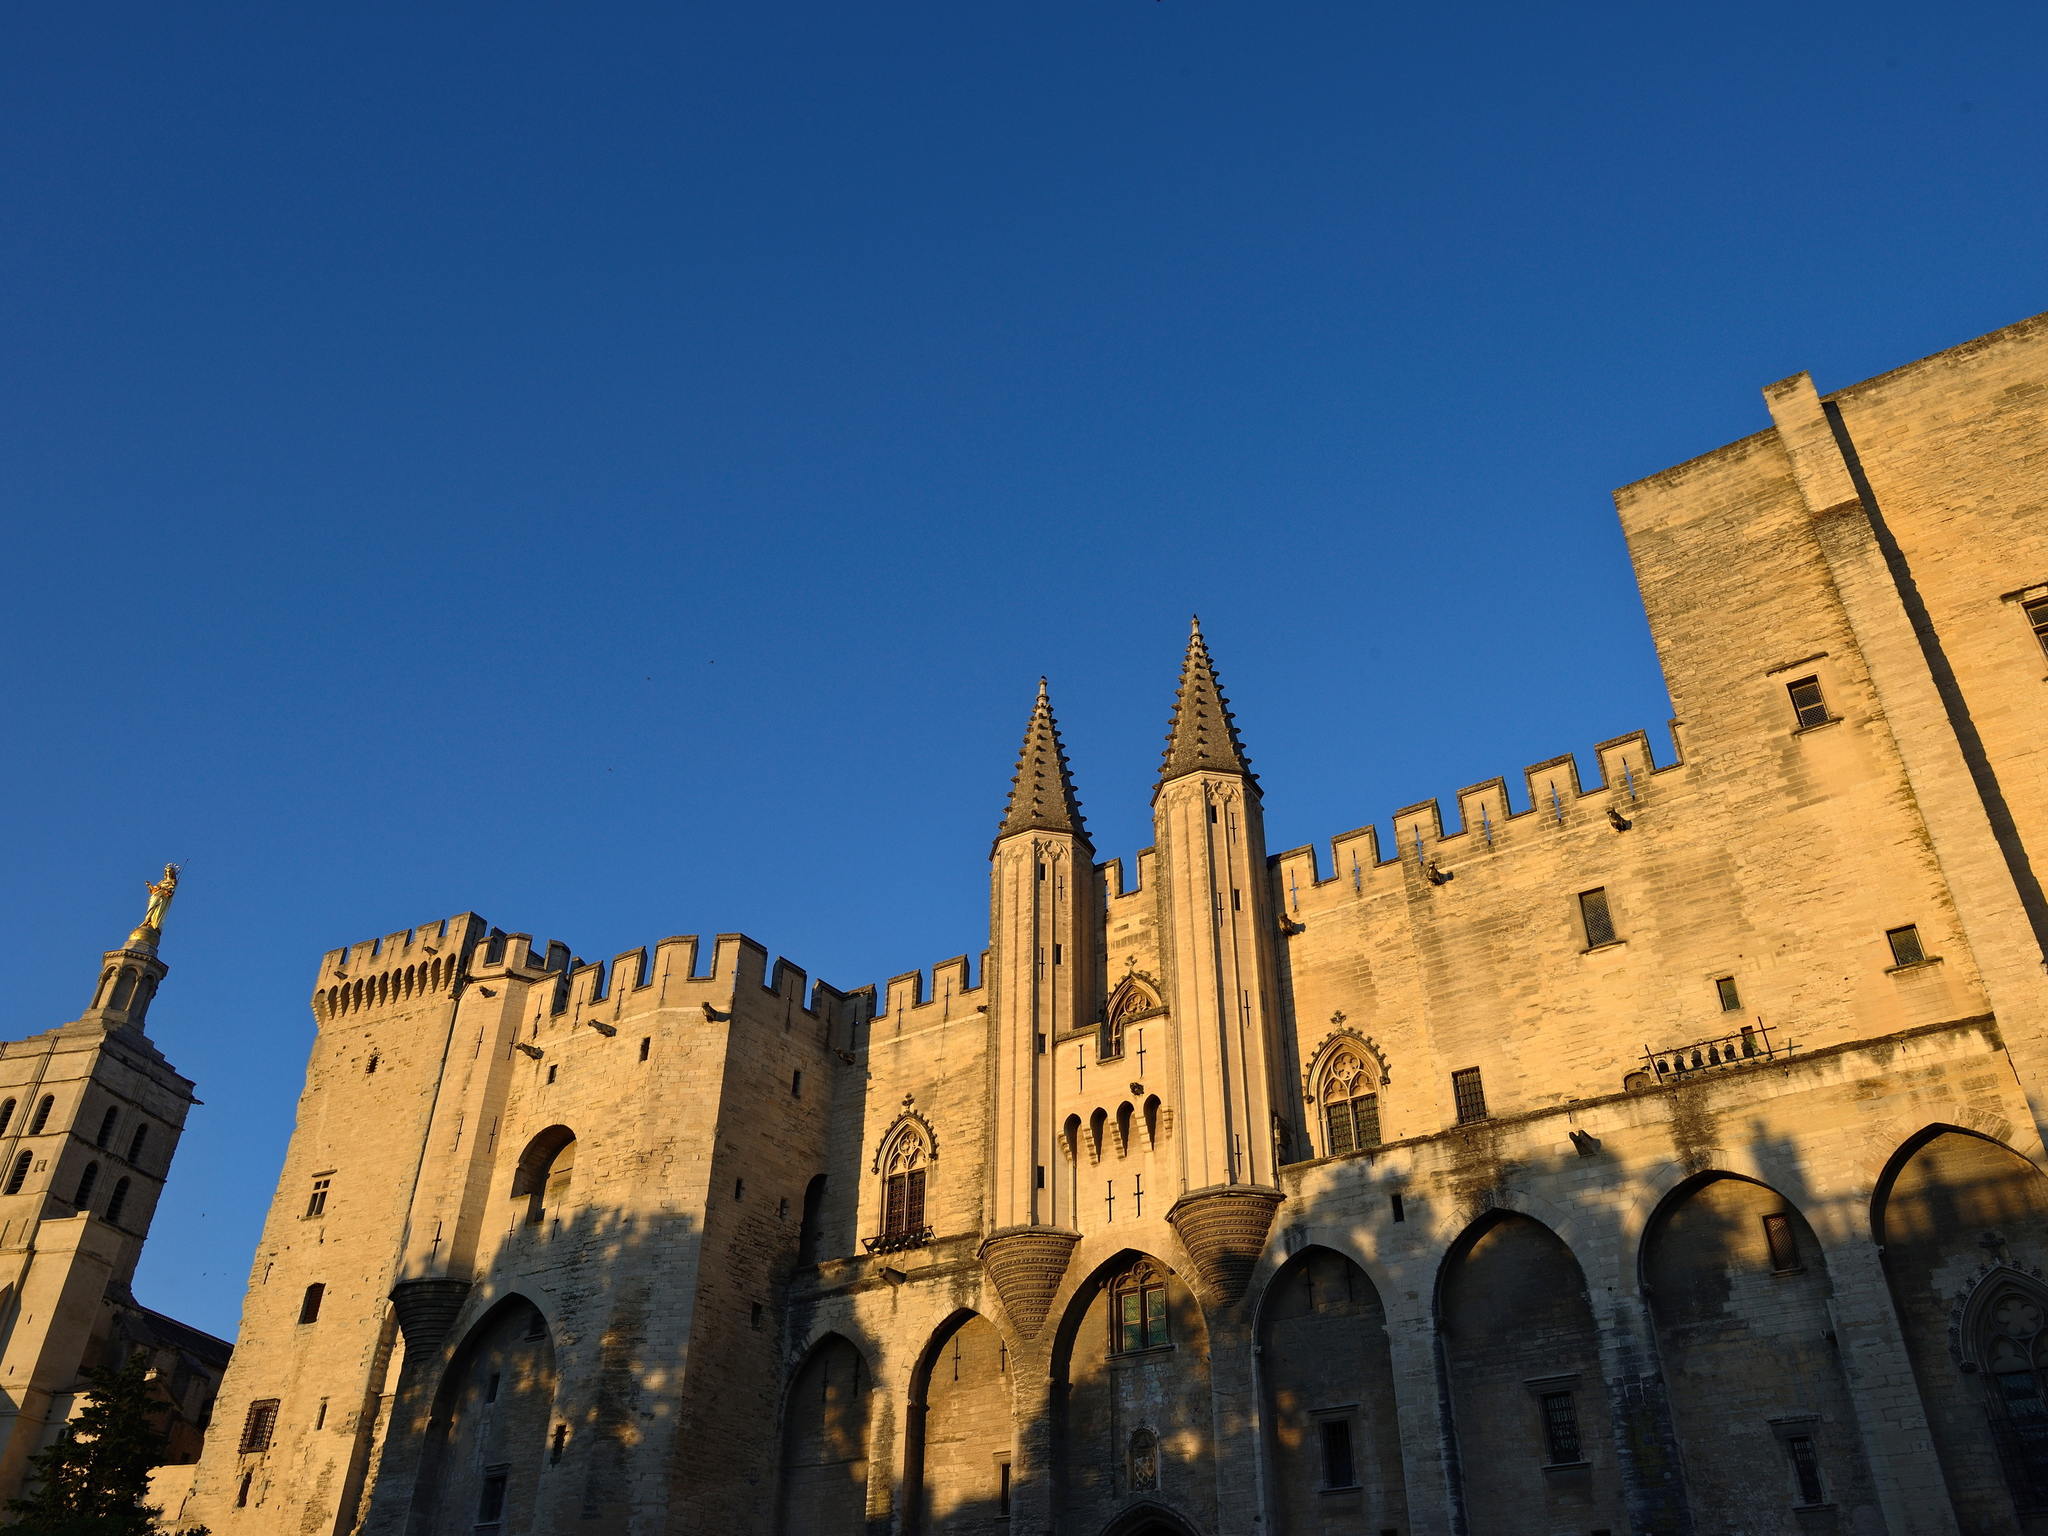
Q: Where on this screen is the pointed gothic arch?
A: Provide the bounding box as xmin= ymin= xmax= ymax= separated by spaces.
xmin=776 ymin=1333 xmax=874 ymax=1536
xmin=409 ymin=1294 xmax=559 ymax=1534
xmin=870 ymin=1114 xmax=936 ymax=1251
xmin=904 ymin=1309 xmax=1014 ymax=1533
xmin=1100 ymin=974 xmax=1162 ymax=1061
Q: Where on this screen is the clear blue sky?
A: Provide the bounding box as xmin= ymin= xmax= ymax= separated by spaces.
xmin=4 ymin=3 xmax=2043 ymax=1339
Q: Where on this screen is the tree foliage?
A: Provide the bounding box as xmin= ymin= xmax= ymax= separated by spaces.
xmin=0 ymin=1354 xmax=207 ymax=1536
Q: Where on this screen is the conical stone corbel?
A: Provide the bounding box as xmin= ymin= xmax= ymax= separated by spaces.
xmin=978 ymin=1225 xmax=1080 ymax=1339
xmin=389 ymin=1278 xmax=472 ymax=1363
xmin=1167 ymin=1186 xmax=1284 ymax=1305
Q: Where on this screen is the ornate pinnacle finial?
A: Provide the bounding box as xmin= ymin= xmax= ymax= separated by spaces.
xmin=1159 ymin=616 xmax=1255 ymax=790
xmin=997 ymin=679 xmax=1087 ymax=846
xmin=124 ymin=863 xmax=181 ymax=953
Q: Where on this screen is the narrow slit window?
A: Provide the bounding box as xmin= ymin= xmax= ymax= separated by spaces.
xmin=28 ymin=1096 xmax=54 ymax=1135
xmin=639 ymin=1037 xmax=650 ymax=1061
xmin=1452 ymin=1067 xmax=1488 ymax=1125
xmin=74 ymin=1162 xmax=99 ymax=1209
xmin=998 ymin=1460 xmax=1012 ymax=1517
xmin=1579 ymin=887 xmax=1617 ymax=948
xmin=5 ymin=1152 xmax=32 ymax=1196
xmin=299 ymin=1283 xmax=325 ymax=1324
xmin=127 ymin=1124 xmax=148 ymax=1165
xmin=1715 ymin=975 xmax=1742 ymax=1011
xmin=95 ymin=1107 xmax=118 ymax=1148
xmin=1762 ymin=1213 xmax=1800 ymax=1273
xmin=1539 ymin=1390 xmax=1582 ymax=1464
xmin=105 ymin=1178 xmax=131 ymax=1226
xmin=1320 ymin=1419 xmax=1357 ymax=1489
xmin=1787 ymin=675 xmax=1831 ymax=729
xmin=1887 ymin=924 xmax=1927 ymax=967
xmin=1390 ymin=1192 xmax=1405 ymax=1223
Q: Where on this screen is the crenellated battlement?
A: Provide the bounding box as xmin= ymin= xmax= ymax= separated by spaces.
xmin=312 ymin=914 xmax=492 ymax=1021
xmin=1101 ymin=847 xmax=1157 ymax=902
xmin=1270 ymin=724 xmax=1685 ymax=904
xmin=873 ymin=952 xmax=985 ymax=1021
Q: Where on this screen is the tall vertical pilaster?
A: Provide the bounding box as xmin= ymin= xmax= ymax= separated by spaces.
xmin=1153 ymin=620 xmax=1284 ymax=1302
xmin=981 ymin=681 xmax=1090 ymax=1337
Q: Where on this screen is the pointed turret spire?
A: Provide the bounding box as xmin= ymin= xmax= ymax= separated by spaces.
xmin=997 ymin=678 xmax=1087 ymax=844
xmin=1158 ymin=616 xmax=1255 ymax=789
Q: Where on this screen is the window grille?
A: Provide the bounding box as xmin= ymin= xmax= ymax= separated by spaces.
xmin=0 ymin=1100 xmax=13 ymax=1136
xmin=1715 ymin=976 xmax=1742 ymax=1011
xmin=299 ymin=1283 xmax=324 ymax=1324
xmin=1787 ymin=1435 xmax=1824 ymax=1505
xmin=305 ymin=1176 xmax=331 ymax=1219
xmin=1579 ymin=888 xmax=1617 ymax=948
xmin=96 ymin=1107 xmax=118 ymax=1149
xmin=1787 ymin=675 xmax=1831 ymax=729
xmin=1887 ymin=924 xmax=1927 ymax=967
xmin=28 ymin=1097 xmax=54 ymax=1136
xmin=1111 ymin=1262 xmax=1170 ymax=1353
xmin=1320 ymin=1419 xmax=1357 ymax=1488
xmin=74 ymin=1162 xmax=98 ymax=1210
xmin=1539 ymin=1390 xmax=1582 ymax=1464
xmin=240 ymin=1398 xmax=280 ymax=1454
xmin=2025 ymin=595 xmax=2048 ymax=660
xmin=127 ymin=1124 xmax=148 ymax=1166
xmin=4 ymin=1152 xmax=30 ymax=1196
xmin=1451 ymin=1068 xmax=1488 ymax=1125
xmin=1762 ymin=1213 xmax=1800 ymax=1273
xmin=1318 ymin=1048 xmax=1381 ymax=1156
xmin=105 ymin=1177 xmax=131 ymax=1227
xmin=476 ymin=1466 xmax=509 ymax=1527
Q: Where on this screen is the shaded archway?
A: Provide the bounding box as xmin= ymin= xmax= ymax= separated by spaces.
xmin=776 ymin=1333 xmax=874 ymax=1535
xmin=1642 ymin=1173 xmax=1879 ymax=1523
xmin=1099 ymin=1501 xmax=1203 ymax=1536
xmin=510 ymin=1125 xmax=577 ymax=1228
xmin=409 ymin=1294 xmax=559 ymax=1535
xmin=1437 ymin=1210 xmax=1624 ymax=1533
xmin=1874 ymin=1125 xmax=2048 ymax=1529
xmin=1051 ymin=1251 xmax=1213 ymax=1536
xmin=1257 ymin=1245 xmax=1408 ymax=1532
xmin=905 ymin=1310 xmax=1013 ymax=1534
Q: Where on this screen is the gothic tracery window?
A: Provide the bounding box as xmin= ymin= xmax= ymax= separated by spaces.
xmin=1100 ymin=980 xmax=1155 ymax=1061
xmin=870 ymin=1124 xmax=932 ymax=1252
xmin=1979 ymin=1282 xmax=2048 ymax=1507
xmin=1318 ymin=1048 xmax=1381 ymax=1157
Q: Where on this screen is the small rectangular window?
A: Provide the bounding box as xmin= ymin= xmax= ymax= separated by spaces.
xmin=790 ymin=1069 xmax=802 ymax=1097
xmin=1887 ymin=924 xmax=1927 ymax=967
xmin=639 ymin=1037 xmax=650 ymax=1061
xmin=1579 ymin=887 xmax=1617 ymax=948
xmin=1788 ymin=1435 xmax=1824 ymax=1505
xmin=304 ymin=1176 xmax=331 ymax=1219
xmin=1319 ymin=1418 xmax=1357 ymax=1489
xmin=1787 ymin=675 xmax=1831 ymax=729
xmin=998 ymin=1460 xmax=1012 ymax=1517
xmin=476 ymin=1465 xmax=509 ymax=1526
xmin=750 ymin=1302 xmax=763 ymax=1330
xmin=2024 ymin=595 xmax=2048 ymax=660
xmin=1389 ymin=1192 xmax=1405 ymax=1223
xmin=240 ymin=1398 xmax=280 ymax=1454
xmin=1539 ymin=1390 xmax=1582 ymax=1464
xmin=298 ymin=1283 xmax=324 ymax=1324
xmin=1452 ymin=1068 xmax=1488 ymax=1125
xmin=1763 ymin=1212 xmax=1800 ymax=1273
xmin=1715 ymin=975 xmax=1742 ymax=1011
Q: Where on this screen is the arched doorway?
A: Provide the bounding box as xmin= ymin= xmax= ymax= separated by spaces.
xmin=1098 ymin=1502 xmax=1202 ymax=1536
xmin=409 ymin=1296 xmax=559 ymax=1535
xmin=905 ymin=1310 xmax=1013 ymax=1534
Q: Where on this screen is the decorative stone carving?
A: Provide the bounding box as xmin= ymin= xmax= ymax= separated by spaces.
xmin=1168 ymin=1186 xmax=1284 ymax=1304
xmin=978 ymin=1225 xmax=1080 ymax=1338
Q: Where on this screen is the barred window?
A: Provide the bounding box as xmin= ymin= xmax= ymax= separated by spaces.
xmin=1539 ymin=1390 xmax=1582 ymax=1464
xmin=106 ymin=1177 xmax=131 ymax=1227
xmin=1452 ymin=1067 xmax=1488 ymax=1125
xmin=1715 ymin=975 xmax=1742 ymax=1012
xmin=0 ymin=1099 xmax=13 ymax=1136
xmin=95 ymin=1107 xmax=118 ymax=1149
xmin=127 ymin=1124 xmax=149 ymax=1166
xmin=1762 ymin=1213 xmax=1800 ymax=1273
xmin=1787 ymin=675 xmax=1831 ymax=729
xmin=1887 ymin=924 xmax=1927 ymax=967
xmin=28 ymin=1096 xmax=54 ymax=1135
xmin=1320 ymin=1419 xmax=1357 ymax=1489
xmin=1787 ymin=1435 xmax=1824 ymax=1505
xmin=240 ymin=1398 xmax=279 ymax=1453
xmin=4 ymin=1152 xmax=30 ymax=1196
xmin=74 ymin=1162 xmax=99 ymax=1210
xmin=2024 ymin=595 xmax=2048 ymax=660
xmin=1579 ymin=887 xmax=1617 ymax=948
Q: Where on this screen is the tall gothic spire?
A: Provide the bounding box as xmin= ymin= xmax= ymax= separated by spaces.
xmin=1158 ymin=615 xmax=1255 ymax=789
xmin=997 ymin=678 xmax=1087 ymax=844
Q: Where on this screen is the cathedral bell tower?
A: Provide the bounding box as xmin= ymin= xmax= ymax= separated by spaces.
xmin=1152 ymin=619 xmax=1285 ymax=1303
xmin=979 ymin=680 xmax=1092 ymax=1339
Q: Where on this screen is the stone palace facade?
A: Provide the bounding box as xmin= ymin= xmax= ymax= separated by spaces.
xmin=175 ymin=313 xmax=2048 ymax=1535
